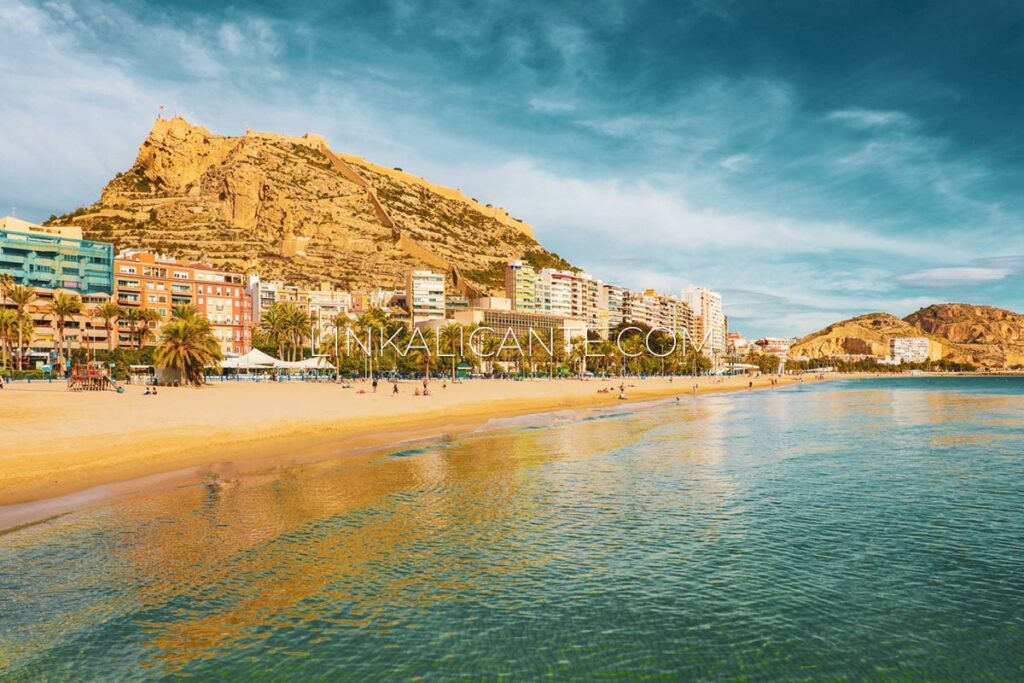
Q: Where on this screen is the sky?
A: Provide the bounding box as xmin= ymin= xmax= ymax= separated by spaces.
xmin=1 ymin=0 xmax=1023 ymax=337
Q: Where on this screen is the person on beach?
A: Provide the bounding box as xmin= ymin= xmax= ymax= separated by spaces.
xmin=392 ymin=382 xmax=399 ymax=395
xmin=693 ymin=384 xmax=698 ymax=396
xmin=372 ymin=378 xmax=378 ymax=393
xmin=422 ymin=378 xmax=428 ymax=391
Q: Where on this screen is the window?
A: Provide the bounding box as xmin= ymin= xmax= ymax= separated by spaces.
xmin=119 ymin=265 xmax=137 ymax=274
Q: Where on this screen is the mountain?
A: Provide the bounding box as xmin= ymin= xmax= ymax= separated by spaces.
xmin=49 ymin=116 xmax=574 ymax=295
xmin=789 ymin=312 xmax=954 ymax=361
xmin=904 ymin=304 xmax=1024 ymax=367
xmin=790 ymin=304 xmax=1024 ymax=367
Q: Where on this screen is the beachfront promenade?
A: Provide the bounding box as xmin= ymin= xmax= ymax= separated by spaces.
xmin=0 ymin=374 xmax=814 ymax=508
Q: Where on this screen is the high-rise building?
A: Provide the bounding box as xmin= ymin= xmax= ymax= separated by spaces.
xmin=407 ymin=270 xmax=445 ymax=325
xmin=601 ymin=283 xmax=627 ymax=331
xmin=681 ymin=286 xmax=726 ymax=356
xmin=505 ymin=260 xmax=538 ymax=312
xmin=890 ymin=337 xmax=930 ymax=363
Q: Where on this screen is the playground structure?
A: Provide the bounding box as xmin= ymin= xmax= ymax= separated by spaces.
xmin=67 ymin=361 xmax=124 ymax=392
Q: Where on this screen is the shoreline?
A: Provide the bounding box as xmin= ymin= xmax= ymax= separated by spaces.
xmin=0 ymin=373 xmax=850 ymax=530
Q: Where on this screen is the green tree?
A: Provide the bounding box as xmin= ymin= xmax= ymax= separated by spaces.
xmin=96 ymin=302 xmax=123 ymax=352
xmin=154 ymin=316 xmax=224 ymax=386
xmin=48 ymin=292 xmax=83 ymax=375
xmin=8 ymin=284 xmax=35 ymax=369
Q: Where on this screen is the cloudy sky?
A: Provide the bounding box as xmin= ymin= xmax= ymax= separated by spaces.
xmin=2 ymin=0 xmax=1023 ymax=336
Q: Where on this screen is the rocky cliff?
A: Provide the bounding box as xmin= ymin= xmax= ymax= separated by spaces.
xmin=53 ymin=116 xmax=574 ymax=294
xmin=904 ymin=304 xmax=1024 ymax=367
xmin=790 ymin=305 xmax=1024 ymax=367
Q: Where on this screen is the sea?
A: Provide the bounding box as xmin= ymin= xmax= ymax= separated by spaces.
xmin=1 ymin=376 xmax=1022 ymax=681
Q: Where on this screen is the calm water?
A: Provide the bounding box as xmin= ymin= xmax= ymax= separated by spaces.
xmin=2 ymin=377 xmax=1023 ymax=681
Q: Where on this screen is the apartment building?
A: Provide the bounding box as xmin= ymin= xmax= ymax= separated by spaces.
xmin=890 ymin=337 xmax=930 ymax=363
xmin=0 ymin=217 xmax=113 ymax=295
xmin=407 ymin=270 xmax=446 ymax=325
xmin=114 ymin=252 xmax=252 ymax=354
xmin=505 ymin=260 xmax=539 ymax=312
xmin=192 ymin=264 xmax=253 ymax=355
xmin=681 ymin=286 xmax=726 ymax=356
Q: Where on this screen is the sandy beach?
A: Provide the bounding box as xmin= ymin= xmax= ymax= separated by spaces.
xmin=0 ymin=373 xmax=832 ymax=511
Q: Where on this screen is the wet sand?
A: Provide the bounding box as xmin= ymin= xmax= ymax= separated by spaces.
xmin=0 ymin=374 xmax=834 ymax=521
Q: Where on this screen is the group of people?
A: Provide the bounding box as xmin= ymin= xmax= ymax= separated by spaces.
xmin=142 ymin=387 xmax=159 ymax=396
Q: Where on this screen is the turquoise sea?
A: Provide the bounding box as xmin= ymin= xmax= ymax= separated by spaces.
xmin=2 ymin=377 xmax=1023 ymax=681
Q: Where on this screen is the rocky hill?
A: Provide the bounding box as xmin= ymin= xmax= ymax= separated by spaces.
xmin=905 ymin=304 xmax=1024 ymax=367
xmin=50 ymin=116 xmax=574 ymax=294
xmin=789 ymin=313 xmax=953 ymax=361
xmin=790 ymin=305 xmax=1024 ymax=367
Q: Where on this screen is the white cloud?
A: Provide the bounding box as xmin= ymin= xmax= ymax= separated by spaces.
xmin=895 ymin=267 xmax=1014 ymax=287
xmin=827 ymin=108 xmax=912 ymax=129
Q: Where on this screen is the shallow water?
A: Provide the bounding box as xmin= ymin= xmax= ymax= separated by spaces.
xmin=2 ymin=377 xmax=1023 ymax=680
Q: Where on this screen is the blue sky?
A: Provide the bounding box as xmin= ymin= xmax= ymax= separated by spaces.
xmin=2 ymin=0 xmax=1023 ymax=337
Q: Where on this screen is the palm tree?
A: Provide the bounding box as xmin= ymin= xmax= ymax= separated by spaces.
xmin=283 ymin=304 xmax=310 ymax=361
xmin=172 ymin=303 xmax=200 ymax=321
xmin=8 ymin=285 xmax=35 ymax=369
xmin=154 ymin=316 xmax=224 ymax=386
xmin=0 ymin=273 xmax=14 ymax=304
xmin=136 ymin=308 xmax=163 ymax=346
xmin=96 ymin=302 xmax=123 ymax=352
xmin=0 ymin=308 xmax=17 ymax=370
xmin=49 ymin=292 xmax=83 ymax=375
xmin=259 ymin=302 xmax=288 ymax=360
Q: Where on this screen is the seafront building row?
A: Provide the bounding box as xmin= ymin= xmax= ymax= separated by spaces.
xmin=1 ymin=215 xmax=731 ymax=366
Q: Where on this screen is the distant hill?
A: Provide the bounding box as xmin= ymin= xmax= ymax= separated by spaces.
xmin=789 ymin=312 xmax=953 ymax=361
xmin=905 ymin=304 xmax=1024 ymax=367
xmin=790 ymin=304 xmax=1024 ymax=367
xmin=49 ymin=116 xmax=575 ymax=295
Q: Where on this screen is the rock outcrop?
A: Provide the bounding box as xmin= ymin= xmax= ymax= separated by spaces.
xmin=56 ymin=116 xmax=573 ymax=294
xmin=904 ymin=304 xmax=1024 ymax=367
xmin=790 ymin=305 xmax=1024 ymax=367
xmin=789 ymin=313 xmax=952 ymax=361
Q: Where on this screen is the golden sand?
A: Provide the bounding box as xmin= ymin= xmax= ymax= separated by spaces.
xmin=0 ymin=374 xmax=829 ymax=507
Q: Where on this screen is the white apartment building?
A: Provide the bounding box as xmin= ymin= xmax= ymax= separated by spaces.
xmin=890 ymin=337 xmax=930 ymax=363
xmin=407 ymin=270 xmax=446 ymax=325
xmin=601 ymin=283 xmax=627 ymax=330
xmin=682 ymin=286 xmax=726 ymax=356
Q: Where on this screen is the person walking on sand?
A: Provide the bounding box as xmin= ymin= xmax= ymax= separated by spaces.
xmin=372 ymin=377 xmax=378 ymax=393
xmin=392 ymin=382 xmax=399 ymax=396
xmin=748 ymin=380 xmax=753 ymax=389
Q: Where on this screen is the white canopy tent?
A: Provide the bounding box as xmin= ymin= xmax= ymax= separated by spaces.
xmin=277 ymin=355 xmax=336 ymax=371
xmin=220 ymin=348 xmax=282 ymax=369
xmin=219 ymin=349 xmax=334 ymax=371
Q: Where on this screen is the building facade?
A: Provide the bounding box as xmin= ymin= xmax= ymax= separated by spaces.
xmin=890 ymin=337 xmax=930 ymax=363
xmin=0 ymin=217 xmax=114 ymax=295
xmin=407 ymin=270 xmax=445 ymax=325
xmin=681 ymin=286 xmax=726 ymax=356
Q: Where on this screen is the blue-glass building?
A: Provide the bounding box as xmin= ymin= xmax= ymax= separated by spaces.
xmin=0 ymin=225 xmax=114 ymax=295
